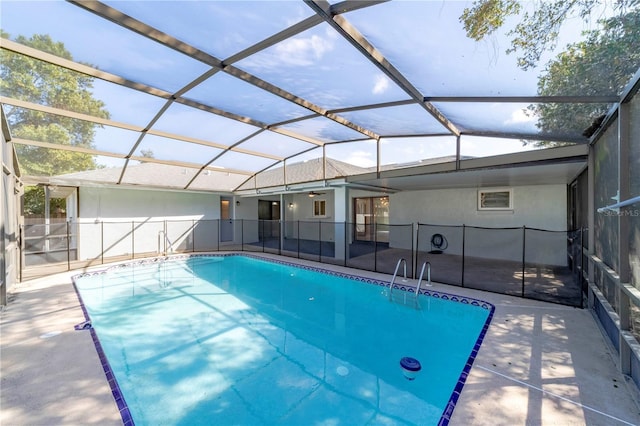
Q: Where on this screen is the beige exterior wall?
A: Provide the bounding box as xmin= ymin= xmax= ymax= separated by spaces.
xmin=76 ymin=186 xmax=218 ymax=261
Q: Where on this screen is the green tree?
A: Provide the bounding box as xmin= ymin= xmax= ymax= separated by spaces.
xmin=533 ymin=11 xmax=640 ymax=138
xmin=1 ymin=32 xmax=110 ymax=216
xmin=139 ymin=148 xmax=155 ymax=162
xmin=22 ymin=186 xmax=66 ymax=216
xmin=460 ymin=0 xmax=638 ymax=70
xmin=460 ymin=1 xmax=640 ymax=143
xmin=0 ymin=31 xmax=110 ymax=175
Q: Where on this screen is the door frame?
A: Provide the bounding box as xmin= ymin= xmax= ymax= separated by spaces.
xmin=220 ymin=196 xmax=234 ymax=242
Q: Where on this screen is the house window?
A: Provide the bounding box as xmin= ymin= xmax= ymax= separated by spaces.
xmin=313 ymin=199 xmax=326 ymax=217
xmin=478 ymin=188 xmax=513 ymax=210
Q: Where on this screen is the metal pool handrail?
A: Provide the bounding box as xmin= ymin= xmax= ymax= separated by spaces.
xmin=416 ymin=261 xmax=431 ymax=293
xmin=389 ymin=258 xmax=407 ymax=300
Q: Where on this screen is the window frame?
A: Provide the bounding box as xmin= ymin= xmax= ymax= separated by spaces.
xmin=477 ymin=188 xmax=513 ymax=211
xmin=312 ymin=199 xmax=327 ymax=218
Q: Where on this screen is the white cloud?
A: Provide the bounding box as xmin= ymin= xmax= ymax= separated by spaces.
xmin=241 ymin=27 xmax=338 ymax=71
xmin=275 ymin=33 xmax=334 ymax=67
xmin=346 ymin=150 xmax=375 ymax=168
xmin=461 ymin=136 xmax=537 ymax=157
xmin=372 ymin=74 xmax=390 ymax=95
xmin=505 ymin=107 xmax=536 ymax=125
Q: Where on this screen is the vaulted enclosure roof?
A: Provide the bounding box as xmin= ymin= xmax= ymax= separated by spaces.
xmin=1 ymin=0 xmax=639 ymax=193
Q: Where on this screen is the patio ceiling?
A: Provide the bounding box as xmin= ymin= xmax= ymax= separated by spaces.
xmin=1 ymin=1 xmax=637 ymax=194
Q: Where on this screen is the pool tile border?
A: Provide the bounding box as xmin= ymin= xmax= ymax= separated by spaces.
xmin=70 ymin=277 xmax=135 ymax=426
xmin=72 ymin=253 xmax=495 ymax=426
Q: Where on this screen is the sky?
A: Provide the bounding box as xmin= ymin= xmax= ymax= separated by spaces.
xmin=1 ymin=0 xmax=615 ymax=174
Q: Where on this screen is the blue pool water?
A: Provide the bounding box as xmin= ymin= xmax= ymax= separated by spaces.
xmin=73 ymin=254 xmax=494 ymax=425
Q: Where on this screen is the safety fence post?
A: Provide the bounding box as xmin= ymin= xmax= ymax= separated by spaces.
xmin=297 ymin=221 xmax=300 ymax=259
xmin=66 ymin=221 xmax=71 ymax=271
xmin=521 ymin=226 xmax=526 ymax=298
xmin=461 ymin=224 xmax=466 ymax=287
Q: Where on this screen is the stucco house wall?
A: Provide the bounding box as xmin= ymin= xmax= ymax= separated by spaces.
xmin=77 ymin=187 xmax=218 ymax=260
xmin=390 ymin=184 xmax=568 ymax=265
xmin=282 ymin=192 xmax=337 ymax=242
xmin=72 ymin=183 xmax=568 ymax=265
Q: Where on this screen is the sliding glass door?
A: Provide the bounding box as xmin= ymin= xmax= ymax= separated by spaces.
xmin=353 ymin=197 xmax=389 ymax=243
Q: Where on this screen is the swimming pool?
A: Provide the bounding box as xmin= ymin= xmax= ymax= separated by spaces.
xmin=73 ymin=254 xmax=494 ymax=425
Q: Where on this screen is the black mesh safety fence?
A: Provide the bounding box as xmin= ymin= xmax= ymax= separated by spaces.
xmin=416 ymin=224 xmax=464 ymax=286
xmin=262 ymin=220 xmax=282 ymax=255
xmin=375 ymin=223 xmax=414 ymax=278
xmin=240 ymin=219 xmax=282 ymax=255
xmin=240 ymin=219 xmax=262 ymax=254
xmin=280 ymin=218 xmax=299 ymax=258
xmin=345 ymin=222 xmax=414 ymax=277
xmin=23 ymin=221 xmax=76 ymax=267
xmin=165 ymin=220 xmax=197 ymax=253
xmin=345 ymin=221 xmax=375 ymax=272
xmin=193 ymin=220 xmax=219 ymax=252
xmin=463 ymin=226 xmax=524 ymax=297
xmin=240 ymin=219 xmax=261 ymax=254
xmin=248 ymin=220 xmax=344 ymax=263
xmin=22 ymin=218 xmax=588 ymax=307
xmin=320 ymin=221 xmax=345 ymax=266
xmin=102 ymin=221 xmax=135 ymax=260
xmin=75 ymin=222 xmax=101 ymax=265
xmin=133 ymin=220 xmax=164 ymax=258
xmin=416 ymin=223 xmax=586 ymax=306
xmin=524 ymin=228 xmax=582 ymax=307
xmin=295 ymin=220 xmax=322 ymax=262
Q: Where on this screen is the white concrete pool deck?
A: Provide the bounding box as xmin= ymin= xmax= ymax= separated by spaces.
xmin=2 ymin=253 xmax=640 ymax=426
